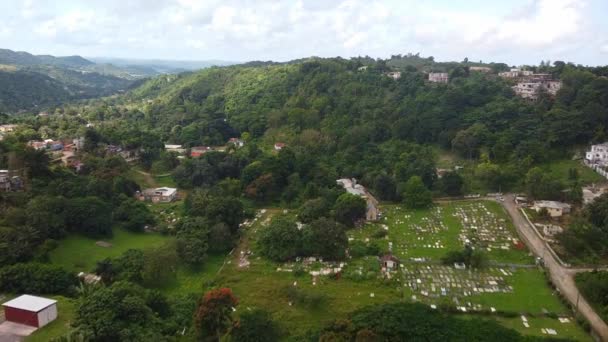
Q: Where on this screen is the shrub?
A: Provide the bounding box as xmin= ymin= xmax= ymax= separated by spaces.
xmin=0 ymin=263 xmax=78 ymax=295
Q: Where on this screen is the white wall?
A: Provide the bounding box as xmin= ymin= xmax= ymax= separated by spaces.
xmin=37 ymin=304 xmax=57 ymax=327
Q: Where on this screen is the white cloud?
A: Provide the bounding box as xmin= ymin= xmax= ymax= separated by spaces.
xmin=0 ymin=0 xmax=604 ymax=64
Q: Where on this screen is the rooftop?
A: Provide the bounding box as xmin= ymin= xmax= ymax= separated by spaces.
xmin=2 ymin=295 xmax=57 ymax=312
xmin=533 ymin=200 xmax=571 ymax=209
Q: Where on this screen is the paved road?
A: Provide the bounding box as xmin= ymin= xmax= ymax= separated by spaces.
xmin=501 ymin=194 xmax=608 ymax=341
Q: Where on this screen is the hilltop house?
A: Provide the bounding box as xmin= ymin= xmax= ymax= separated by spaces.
xmin=428 ymin=72 xmax=448 ymax=83
xmin=498 ymin=68 xmax=533 ymax=78
xmin=585 ymin=143 xmax=608 ymax=167
xmin=191 ymin=146 xmax=211 ymax=158
xmin=228 ymin=138 xmax=244 ymax=148
xmin=0 ymin=124 xmax=18 ymax=133
xmin=336 ymin=178 xmax=380 ymax=221
xmin=469 ymin=66 xmax=492 ymax=73
xmin=136 ymin=187 xmax=178 ymax=203
xmin=532 ymin=200 xmax=571 ymax=218
xmin=165 ymin=144 xmax=186 ymax=155
xmin=0 ymin=170 xmax=23 ymax=192
xmin=512 ymin=79 xmax=562 ymax=100
xmin=385 ymin=71 xmax=401 ymax=80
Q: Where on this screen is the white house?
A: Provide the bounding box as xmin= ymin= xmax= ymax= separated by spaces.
xmin=2 ymin=295 xmax=57 ymax=328
xmin=385 ymin=71 xmax=401 ymax=80
xmin=532 ymin=200 xmax=572 ymax=217
xmin=428 ymin=72 xmax=448 ymax=83
xmin=274 ymin=142 xmax=286 ymax=151
xmin=136 ymin=187 xmax=178 ymax=203
xmin=585 ymin=143 xmax=608 ymax=166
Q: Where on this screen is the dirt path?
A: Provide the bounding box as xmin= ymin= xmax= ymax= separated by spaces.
xmin=136 ymin=170 xmax=157 ymax=188
xmin=501 ymin=194 xmax=608 ymax=341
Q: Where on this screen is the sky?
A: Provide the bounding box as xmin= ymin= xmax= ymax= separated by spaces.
xmin=0 ymin=0 xmax=607 ymax=66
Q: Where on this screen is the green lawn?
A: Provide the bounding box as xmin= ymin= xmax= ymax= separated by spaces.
xmin=496 ymin=316 xmax=592 ymax=341
xmin=49 ymin=228 xmax=170 ymax=272
xmin=160 ymin=255 xmax=227 ymax=296
xmin=26 ymin=296 xmax=76 ymax=342
xmin=541 ymin=159 xmax=604 ymax=185
xmin=473 ymin=269 xmax=565 ymax=314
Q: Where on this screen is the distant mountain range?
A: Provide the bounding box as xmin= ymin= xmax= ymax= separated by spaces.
xmin=89 ymin=57 xmax=236 ymax=75
xmin=0 ymin=48 xmax=93 ymax=68
xmin=0 ymin=48 xmax=233 ymax=113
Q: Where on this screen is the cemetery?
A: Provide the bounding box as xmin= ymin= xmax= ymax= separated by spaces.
xmin=213 ymin=202 xmax=590 ymax=340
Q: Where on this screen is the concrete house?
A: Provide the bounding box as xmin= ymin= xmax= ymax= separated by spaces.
xmin=2 ymin=295 xmax=57 ymax=328
xmin=191 ymin=146 xmax=211 ymax=157
xmin=585 ymin=143 xmax=608 ymax=167
xmin=469 ymin=66 xmax=492 ymax=73
xmin=228 ymin=138 xmax=244 ymax=148
xmin=385 ymin=71 xmax=401 ymax=80
xmin=428 ymin=72 xmax=448 ymax=83
xmin=136 ymin=187 xmax=178 ymax=203
xmin=380 ymin=254 xmax=400 ymax=271
xmin=532 ymin=200 xmax=572 ymax=217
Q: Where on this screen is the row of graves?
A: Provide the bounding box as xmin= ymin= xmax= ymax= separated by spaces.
xmin=453 ymin=202 xmax=524 ymax=253
xmin=402 ymin=264 xmax=514 ymax=311
xmin=384 ymin=206 xmax=450 ymax=261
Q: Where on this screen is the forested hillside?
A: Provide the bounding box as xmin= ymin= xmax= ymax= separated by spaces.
xmin=77 ymin=57 xmax=606 ymax=202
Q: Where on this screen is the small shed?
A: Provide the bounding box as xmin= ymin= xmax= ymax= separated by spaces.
xmin=2 ymin=295 xmax=57 ymax=328
xmin=380 ymin=254 xmax=400 ymax=271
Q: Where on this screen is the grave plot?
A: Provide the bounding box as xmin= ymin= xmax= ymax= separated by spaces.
xmin=451 ymin=202 xmax=529 ymax=263
xmin=379 ymin=205 xmax=463 ymax=261
xmin=454 ymin=203 xmax=519 ymax=252
xmin=402 ymin=264 xmax=514 ymax=311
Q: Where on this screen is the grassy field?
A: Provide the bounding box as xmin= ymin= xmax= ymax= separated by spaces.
xmin=49 ymin=228 xmax=170 ymax=272
xmin=541 ymin=159 xmax=604 ymax=186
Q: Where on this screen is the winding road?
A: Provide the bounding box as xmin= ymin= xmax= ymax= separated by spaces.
xmin=500 ymin=194 xmax=608 ymax=341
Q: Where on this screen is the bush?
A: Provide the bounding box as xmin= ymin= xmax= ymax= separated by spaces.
xmin=0 ymin=263 xmax=78 ymax=295
xmin=371 ymin=229 xmax=387 ymax=239
xmin=285 ymin=286 xmax=327 ymax=309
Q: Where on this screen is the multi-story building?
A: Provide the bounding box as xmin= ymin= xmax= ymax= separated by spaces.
xmin=499 ymin=68 xmax=533 ymax=78
xmin=136 ymin=187 xmax=178 ymax=203
xmin=585 ymin=143 xmax=608 ymax=166
xmin=469 ymin=66 xmax=492 ymax=73
xmin=512 ymin=79 xmax=562 ymax=100
xmin=428 ymin=72 xmax=448 ymax=83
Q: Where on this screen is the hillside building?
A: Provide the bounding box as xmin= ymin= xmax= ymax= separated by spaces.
xmin=428 ymin=72 xmax=448 ymax=83
xmin=385 ymin=71 xmax=401 ymax=80
xmin=532 ymin=200 xmax=571 ymax=217
xmin=469 ymin=66 xmax=492 ymax=73
xmin=136 ymin=187 xmax=178 ymax=203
